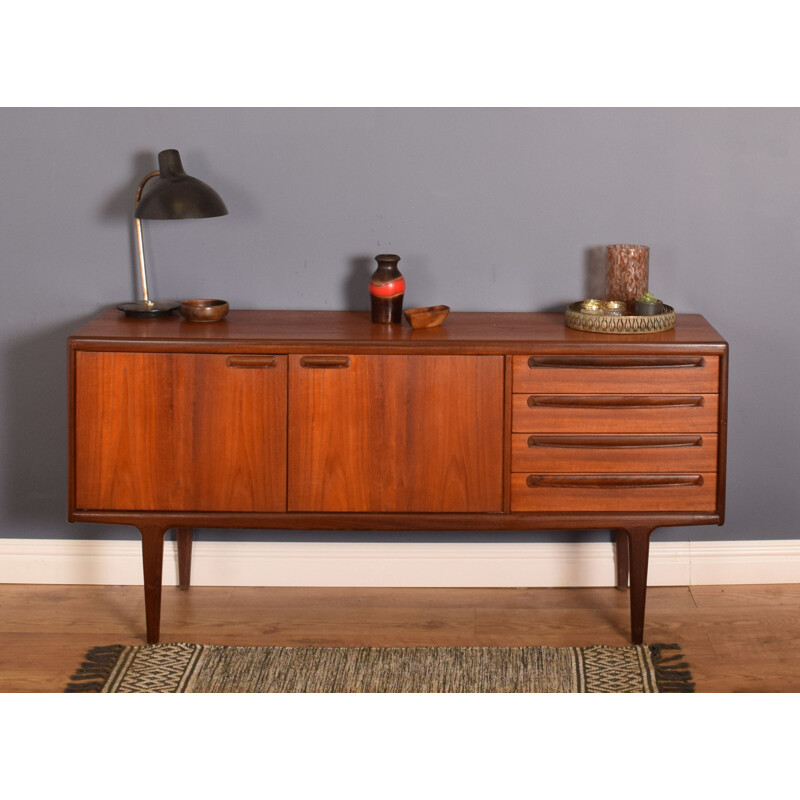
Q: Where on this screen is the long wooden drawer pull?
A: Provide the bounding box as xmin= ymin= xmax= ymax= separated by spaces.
xmin=299 ymin=356 xmax=351 ymax=369
xmin=527 ymin=395 xmax=705 ymax=409
xmin=527 ymin=435 xmax=704 ymax=449
xmin=226 ymin=356 xmax=278 ymax=369
xmin=527 ymin=356 xmax=705 ymax=369
xmin=526 ymin=474 xmax=705 ymax=489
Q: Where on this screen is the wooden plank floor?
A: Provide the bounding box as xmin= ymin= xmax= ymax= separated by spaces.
xmin=1 ymin=583 xmax=799 ymax=692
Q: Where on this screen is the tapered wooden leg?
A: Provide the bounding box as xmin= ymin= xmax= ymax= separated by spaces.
xmin=614 ymin=529 xmax=629 ymax=590
xmin=138 ymin=525 xmax=167 ymax=644
xmin=176 ymin=527 xmax=193 ymax=591
xmin=623 ymin=526 xmax=654 ymax=645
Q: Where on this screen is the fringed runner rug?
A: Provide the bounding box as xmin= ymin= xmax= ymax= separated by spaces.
xmin=66 ymin=643 xmax=694 ymax=693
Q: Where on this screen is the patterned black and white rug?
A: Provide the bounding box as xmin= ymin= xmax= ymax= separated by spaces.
xmin=65 ymin=642 xmax=694 ymax=693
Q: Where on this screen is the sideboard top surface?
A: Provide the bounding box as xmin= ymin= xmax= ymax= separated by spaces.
xmin=69 ymin=309 xmax=727 ymax=352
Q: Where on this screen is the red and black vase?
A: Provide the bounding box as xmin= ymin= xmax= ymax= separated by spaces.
xmin=369 ymin=253 xmax=405 ymax=324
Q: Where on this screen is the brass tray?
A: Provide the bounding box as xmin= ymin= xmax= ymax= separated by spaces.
xmin=565 ymin=302 xmax=675 ymax=334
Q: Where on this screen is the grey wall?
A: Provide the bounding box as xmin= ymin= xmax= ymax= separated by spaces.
xmin=2 ymin=108 xmax=798 ymax=544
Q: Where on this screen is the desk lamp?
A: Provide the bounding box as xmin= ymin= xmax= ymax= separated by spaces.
xmin=117 ymin=149 xmax=228 ymax=317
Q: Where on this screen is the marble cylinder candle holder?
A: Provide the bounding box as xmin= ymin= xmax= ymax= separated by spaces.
xmin=606 ymin=244 xmax=649 ymax=312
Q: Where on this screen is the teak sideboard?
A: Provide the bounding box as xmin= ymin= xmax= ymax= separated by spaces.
xmin=68 ymin=309 xmax=728 ymax=644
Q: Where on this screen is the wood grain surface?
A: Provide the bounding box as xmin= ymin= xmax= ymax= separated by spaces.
xmin=69 ymin=310 xmax=728 ymax=353
xmin=512 ymin=354 xmax=720 ymax=394
xmin=2 ymin=583 xmax=797 ymax=693
xmin=510 ymin=473 xmax=718 ymax=512
xmin=512 ymin=393 xmax=719 ymax=433
xmin=287 ymin=354 xmax=504 ymax=512
xmin=511 ymin=434 xmax=719 ymax=473
xmin=75 ymin=352 xmax=288 ymax=512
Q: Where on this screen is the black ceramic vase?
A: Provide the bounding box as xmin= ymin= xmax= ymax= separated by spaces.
xmin=369 ymin=254 xmax=405 ymax=324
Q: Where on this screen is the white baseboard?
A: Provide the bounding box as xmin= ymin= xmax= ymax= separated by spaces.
xmin=0 ymin=538 xmax=798 ymax=587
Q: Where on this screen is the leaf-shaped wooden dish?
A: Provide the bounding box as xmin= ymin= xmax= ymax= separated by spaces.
xmin=404 ymin=305 xmax=450 ymax=329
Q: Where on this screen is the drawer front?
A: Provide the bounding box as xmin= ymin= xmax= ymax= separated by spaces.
xmin=512 ymin=355 xmax=719 ymax=394
xmin=512 ymin=394 xmax=719 ymax=434
xmin=512 ymin=433 xmax=719 ymax=473
xmin=511 ymin=473 xmax=718 ymax=512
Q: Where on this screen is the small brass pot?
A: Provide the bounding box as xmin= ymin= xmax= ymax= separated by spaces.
xmin=580 ymin=299 xmax=604 ymax=315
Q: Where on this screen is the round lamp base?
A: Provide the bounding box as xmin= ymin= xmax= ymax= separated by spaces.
xmin=117 ymin=301 xmax=180 ymax=317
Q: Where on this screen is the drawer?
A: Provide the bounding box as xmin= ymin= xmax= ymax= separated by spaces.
xmin=512 ymin=355 xmax=719 ymax=394
xmin=512 ymin=433 xmax=719 ymax=473
xmin=510 ymin=473 xmax=718 ymax=512
xmin=512 ymin=393 xmax=719 ymax=434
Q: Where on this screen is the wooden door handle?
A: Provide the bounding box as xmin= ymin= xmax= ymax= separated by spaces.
xmin=299 ymin=356 xmax=351 ymax=369
xmin=226 ymin=356 xmax=279 ymax=369
xmin=526 ymin=435 xmax=704 ymax=449
xmin=527 ymin=356 xmax=706 ymax=369
xmin=526 ymin=474 xmax=705 ymax=489
xmin=527 ymin=395 xmax=705 ymax=409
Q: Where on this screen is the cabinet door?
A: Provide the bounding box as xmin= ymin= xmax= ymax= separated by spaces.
xmin=288 ymin=355 xmax=504 ymax=512
xmin=74 ymin=352 xmax=287 ymax=512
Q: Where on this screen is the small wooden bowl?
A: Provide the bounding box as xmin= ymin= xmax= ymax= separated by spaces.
xmin=179 ymin=299 xmax=229 ymax=322
xmin=404 ymin=305 xmax=450 ymax=329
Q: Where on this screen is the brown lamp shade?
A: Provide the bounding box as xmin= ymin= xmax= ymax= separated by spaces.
xmin=135 ymin=149 xmax=228 ymax=220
